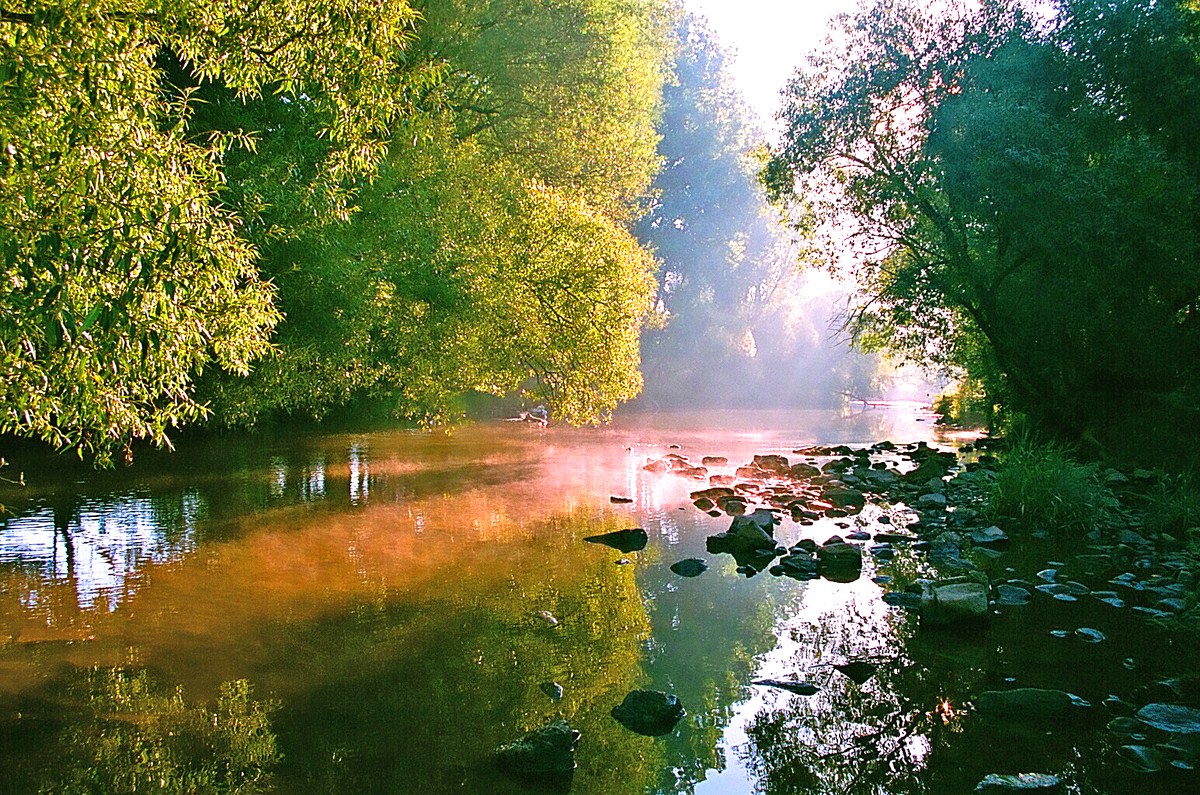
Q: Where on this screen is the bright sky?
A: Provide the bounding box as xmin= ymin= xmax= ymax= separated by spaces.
xmin=683 ymin=0 xmax=859 ymax=132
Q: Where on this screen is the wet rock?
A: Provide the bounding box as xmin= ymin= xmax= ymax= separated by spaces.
xmin=1135 ymin=703 xmax=1200 ymax=734
xmin=917 ymin=492 xmax=947 ymax=509
xmin=774 ymin=551 xmax=820 ymax=581
xmin=789 ymin=462 xmax=822 ymax=478
xmin=1117 ymin=744 xmax=1167 ymax=773
xmin=752 ymin=679 xmax=820 ymax=696
xmin=823 ymin=485 xmax=866 ymax=512
xmin=974 ymin=773 xmax=1063 ymax=792
xmin=816 ymin=538 xmax=863 ymax=581
xmin=610 ymin=495 xmax=634 ymax=504
xmin=611 ymin=690 xmax=686 ymax=736
xmin=540 ymin=682 xmax=564 ymax=701
xmin=701 ymin=456 xmax=728 ymax=466
xmin=971 ymin=526 xmax=1009 ymax=547
xmin=1074 ymin=627 xmax=1106 ymax=643
xmin=975 ymin=688 xmax=1082 ymax=719
xmin=919 ymin=580 xmax=989 ymax=626
xmin=495 ymin=719 xmax=580 ymax=786
xmin=584 ymin=527 xmax=648 ymax=553
xmin=846 ymin=529 xmax=872 ymax=541
xmin=834 ymin=661 xmax=878 ymax=685
xmin=883 ymin=591 xmax=924 ymax=609
xmin=1107 ymin=716 xmax=1147 ymax=739
xmin=533 ymin=610 xmax=559 ymax=627
xmin=996 ymin=584 xmax=1033 ymax=606
xmin=670 ymin=558 xmax=708 ymax=578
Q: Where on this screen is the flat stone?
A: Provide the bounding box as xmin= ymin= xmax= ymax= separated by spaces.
xmin=975 ymin=773 xmax=1063 ymax=792
xmin=1136 ymin=703 xmax=1200 ymax=734
xmin=975 ymin=688 xmax=1080 ymax=719
xmin=670 ymin=558 xmax=708 ymax=578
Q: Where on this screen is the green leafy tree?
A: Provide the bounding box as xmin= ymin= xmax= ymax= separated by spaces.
xmin=0 ymin=0 xmax=427 ymax=462
xmin=765 ymin=0 xmax=1200 ymax=443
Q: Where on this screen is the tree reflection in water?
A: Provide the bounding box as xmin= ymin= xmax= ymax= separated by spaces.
xmin=740 ymin=597 xmax=977 ymax=794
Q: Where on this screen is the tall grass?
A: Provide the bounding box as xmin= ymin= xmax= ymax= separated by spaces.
xmin=986 ymin=432 xmax=1118 ymax=534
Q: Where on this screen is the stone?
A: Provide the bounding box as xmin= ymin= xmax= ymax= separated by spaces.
xmin=816 ymin=540 xmax=863 ymax=580
xmin=583 ymin=527 xmax=647 ymax=552
xmin=834 ymin=661 xmax=877 ymax=685
xmin=974 ymin=773 xmax=1063 ymax=792
xmin=975 ymin=688 xmax=1080 ymax=719
xmin=610 ymin=495 xmax=634 ymax=504
xmin=996 ymin=584 xmax=1032 ymax=606
xmin=971 ymin=526 xmax=1009 ymax=547
xmin=1117 ymin=744 xmax=1167 ymax=773
xmin=701 ymin=456 xmax=728 ymax=466
xmin=1135 ymin=703 xmax=1200 ymax=734
xmin=540 ymin=682 xmax=564 ymax=701
xmin=495 ymin=719 xmax=580 ymax=784
xmin=823 ymin=485 xmax=866 ymax=511
xmin=917 ymin=492 xmax=947 ymax=509
xmin=611 ymin=690 xmax=686 ymax=736
xmin=670 ymin=558 xmax=708 ymax=578
xmin=883 ymin=591 xmax=924 ymax=609
xmin=920 ymin=581 xmax=989 ymax=626
xmin=752 ymin=679 xmax=820 ymax=696
xmin=1074 ymin=627 xmax=1106 ymax=643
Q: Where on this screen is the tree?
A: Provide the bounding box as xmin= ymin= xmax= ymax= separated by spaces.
xmin=0 ymin=0 xmax=428 ymax=462
xmin=765 ymin=0 xmax=1200 ymax=443
xmin=203 ymin=0 xmax=673 ymax=428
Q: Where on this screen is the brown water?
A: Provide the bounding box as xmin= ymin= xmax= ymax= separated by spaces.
xmin=0 ymin=409 xmax=1195 ymax=793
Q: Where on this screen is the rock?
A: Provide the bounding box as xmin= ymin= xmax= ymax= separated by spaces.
xmin=670 ymin=558 xmax=708 ymax=578
xmin=701 ymin=456 xmax=728 ymax=466
xmin=752 ymin=679 xmax=820 ymax=696
xmin=816 ymin=540 xmax=863 ymax=581
xmin=823 ymin=485 xmax=866 ymax=511
xmin=584 ymin=527 xmax=647 ymax=552
xmin=996 ymin=584 xmax=1032 ymax=606
xmin=540 ymin=682 xmax=564 ymax=701
xmin=1135 ymin=703 xmax=1200 ymax=734
xmin=775 ymin=552 xmax=820 ymax=580
xmin=846 ymin=529 xmax=872 ymax=541
xmin=730 ymin=509 xmax=778 ymax=543
xmin=611 ymin=690 xmax=686 ymax=736
xmin=1074 ymin=627 xmax=1106 ymax=643
xmin=495 ymin=719 xmax=580 ymax=785
xmin=975 ymin=773 xmax=1063 ymax=792
xmin=917 ymin=492 xmax=947 ymax=509
xmin=789 ymin=462 xmax=822 ymax=478
xmin=919 ymin=581 xmax=989 ymax=626
xmin=1117 ymin=744 xmax=1167 ymax=773
xmin=975 ymin=688 xmax=1081 ymax=719
xmin=834 ymin=661 xmax=877 ymax=685
xmin=610 ymin=495 xmax=634 ymax=504
xmin=971 ymin=526 xmax=1009 ymax=547
xmin=533 ymin=610 xmax=559 ymax=627
xmin=883 ymin=591 xmax=924 ymax=609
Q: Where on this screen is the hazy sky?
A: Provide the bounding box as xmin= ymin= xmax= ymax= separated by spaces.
xmin=684 ymin=0 xmax=859 ymax=130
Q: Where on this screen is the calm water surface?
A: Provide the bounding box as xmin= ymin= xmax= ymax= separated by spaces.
xmin=0 ymin=409 xmax=1194 ymax=793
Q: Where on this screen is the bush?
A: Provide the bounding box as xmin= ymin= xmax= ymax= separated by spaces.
xmin=986 ymin=432 xmax=1118 ymax=534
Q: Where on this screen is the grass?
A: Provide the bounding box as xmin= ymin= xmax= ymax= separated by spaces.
xmin=986 ymin=432 xmax=1119 ymax=534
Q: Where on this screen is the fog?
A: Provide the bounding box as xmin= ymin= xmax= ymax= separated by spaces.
xmin=632 ymin=16 xmax=930 ymax=413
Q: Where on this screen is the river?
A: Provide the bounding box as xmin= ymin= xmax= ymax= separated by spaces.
xmin=0 ymin=408 xmax=1194 ymax=793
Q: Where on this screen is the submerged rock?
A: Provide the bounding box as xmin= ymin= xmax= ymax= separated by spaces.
xmin=495 ymin=719 xmax=580 ymax=786
xmin=752 ymin=679 xmax=820 ymax=696
xmin=975 ymin=688 xmax=1082 ymax=719
xmin=584 ymin=527 xmax=648 ymax=553
xmin=540 ymin=681 xmax=564 ymax=701
xmin=670 ymin=558 xmax=708 ymax=578
xmin=611 ymin=690 xmax=686 ymax=736
xmin=975 ymin=773 xmax=1063 ymax=792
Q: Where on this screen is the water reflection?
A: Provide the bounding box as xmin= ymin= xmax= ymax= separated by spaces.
xmin=11 ymin=409 xmax=1133 ymax=794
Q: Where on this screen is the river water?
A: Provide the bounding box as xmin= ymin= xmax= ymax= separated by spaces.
xmin=0 ymin=409 xmax=1194 ymax=793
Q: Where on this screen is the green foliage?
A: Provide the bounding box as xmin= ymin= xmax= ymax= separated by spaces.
xmin=986 ymin=431 xmax=1118 ymax=534
xmin=0 ymin=0 xmax=432 ymax=463
xmin=45 ymin=666 xmax=278 ymax=794
xmin=766 ymin=0 xmax=1200 ymax=443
